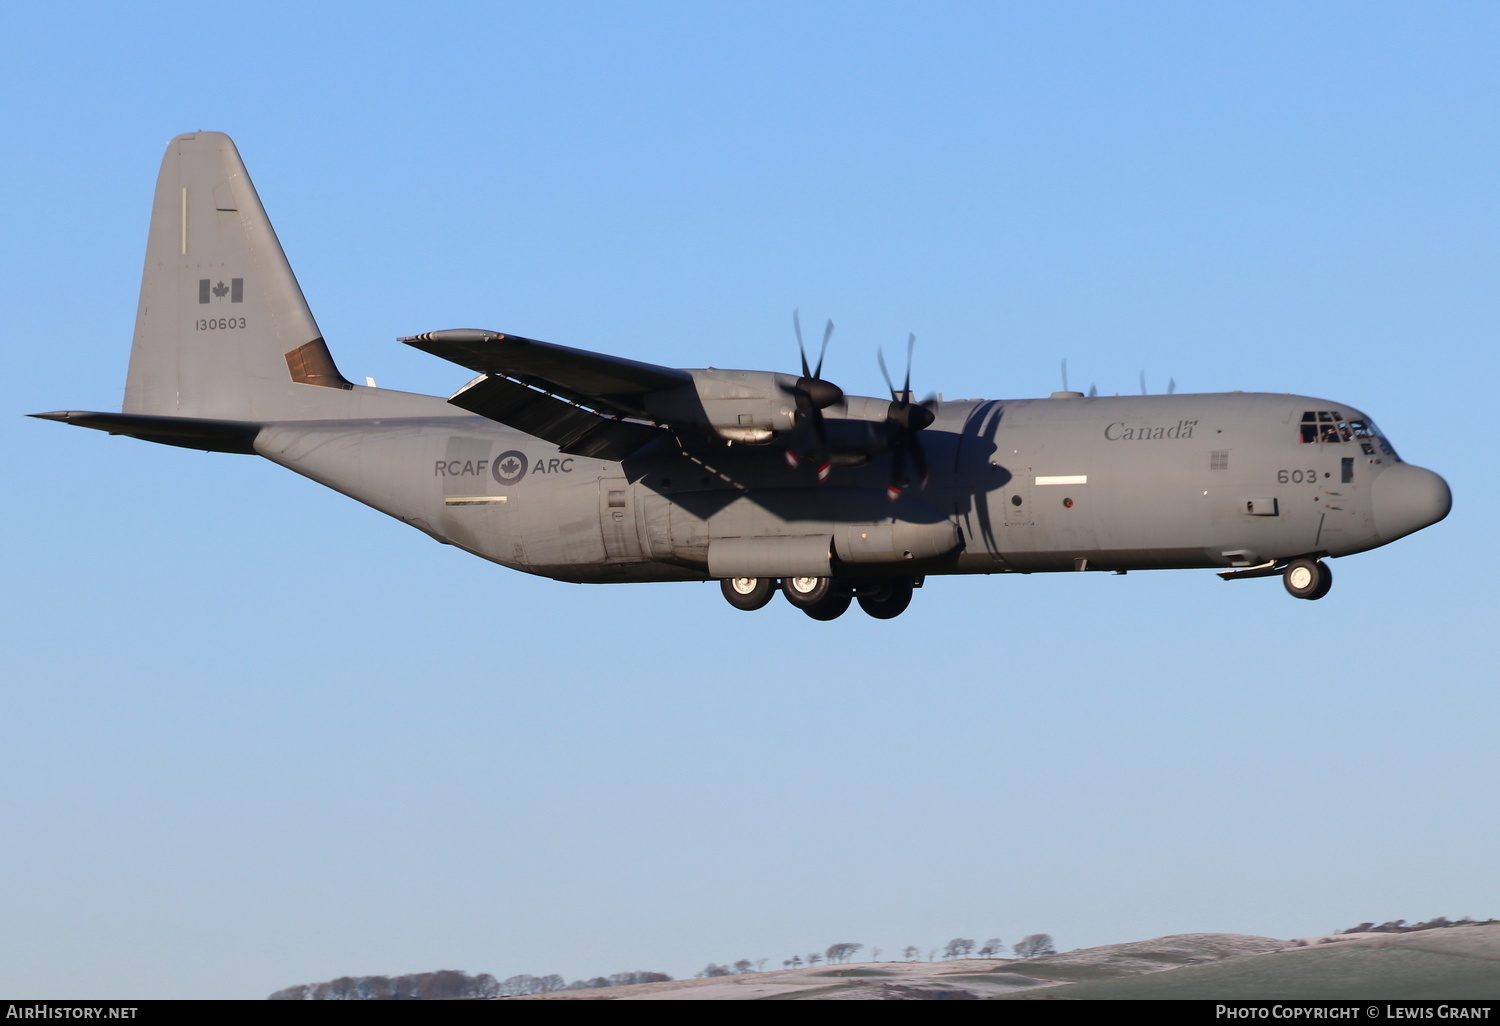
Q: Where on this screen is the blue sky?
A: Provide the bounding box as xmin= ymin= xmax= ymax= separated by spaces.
xmin=2 ymin=1 xmax=1495 ymax=998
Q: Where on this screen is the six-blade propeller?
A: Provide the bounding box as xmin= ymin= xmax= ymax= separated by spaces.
xmin=877 ymin=333 xmax=938 ymax=501
xmin=783 ymin=310 xmax=843 ymax=481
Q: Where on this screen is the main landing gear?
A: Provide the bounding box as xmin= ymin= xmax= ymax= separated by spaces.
xmin=719 ymin=576 xmax=777 ymax=611
xmin=1282 ymin=558 xmax=1333 ymax=600
xmin=719 ymin=577 xmax=918 ymax=619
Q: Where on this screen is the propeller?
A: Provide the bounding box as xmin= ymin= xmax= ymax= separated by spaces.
xmin=783 ymin=310 xmax=843 ymax=481
xmin=878 ymin=333 xmax=938 ymax=501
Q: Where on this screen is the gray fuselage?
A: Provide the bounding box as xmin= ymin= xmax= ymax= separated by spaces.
xmin=254 ymin=386 xmax=1446 ymax=584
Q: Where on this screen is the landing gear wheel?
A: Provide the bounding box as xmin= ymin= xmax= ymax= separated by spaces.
xmin=1283 ymin=558 xmax=1332 ymax=600
xmin=782 ymin=576 xmax=833 ymax=608
xmin=802 ymin=594 xmax=852 ymax=621
xmin=858 ymin=578 xmax=914 ymax=619
xmin=720 ymin=577 xmax=775 ymax=611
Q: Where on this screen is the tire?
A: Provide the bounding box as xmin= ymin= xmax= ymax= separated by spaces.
xmin=720 ymin=577 xmax=775 ymax=611
xmin=802 ymin=594 xmax=851 ymax=621
xmin=858 ymin=578 xmax=914 ymax=619
xmin=1283 ymin=558 xmax=1333 ymax=600
xmin=782 ymin=576 xmax=832 ymax=608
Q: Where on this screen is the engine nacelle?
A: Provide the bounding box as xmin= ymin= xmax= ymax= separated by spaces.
xmin=646 ymin=369 xmax=845 ymax=444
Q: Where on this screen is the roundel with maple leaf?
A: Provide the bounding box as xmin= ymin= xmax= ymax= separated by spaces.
xmin=491 ymin=450 xmax=529 ymax=486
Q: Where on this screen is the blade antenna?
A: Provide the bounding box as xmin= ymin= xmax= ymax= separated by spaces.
xmin=1167 ymin=377 xmax=1177 ymax=395
xmin=1061 ymin=358 xmax=1069 ymax=393
xmin=1139 ymin=370 xmax=1147 ymax=395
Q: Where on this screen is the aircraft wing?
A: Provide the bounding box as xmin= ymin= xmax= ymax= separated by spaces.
xmin=401 ymin=329 xmax=683 ymax=459
xmin=400 ymin=329 xmax=691 ymax=418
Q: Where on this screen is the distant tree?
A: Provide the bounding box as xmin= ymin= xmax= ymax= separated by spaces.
xmin=270 ymin=967 xmax=643 ymax=1001
xmin=902 ymin=946 xmax=920 ymax=961
xmin=927 ymin=948 xmax=938 ymax=961
xmin=825 ymin=943 xmax=863 ymax=964
xmin=416 ymin=970 xmax=473 ymax=999
xmin=943 ymin=938 xmax=975 ymax=960
xmin=756 ymin=959 xmax=767 ymax=972
xmin=785 ymin=955 xmax=803 ymax=969
xmin=499 ymin=974 xmax=538 ymax=996
xmin=870 ymin=948 xmax=881 ymax=962
xmin=1013 ymin=934 xmax=1057 ymax=959
xmin=732 ymin=959 xmax=753 ymax=975
xmin=698 ymin=963 xmax=732 ymax=978
xmin=609 ymin=971 xmax=670 ymax=986
xmin=807 ymin=953 xmax=823 ymax=966
xmin=977 ymin=939 xmax=1004 ymax=958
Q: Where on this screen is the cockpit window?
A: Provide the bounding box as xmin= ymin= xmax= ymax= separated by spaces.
xmin=1299 ymin=411 xmax=1375 ymax=444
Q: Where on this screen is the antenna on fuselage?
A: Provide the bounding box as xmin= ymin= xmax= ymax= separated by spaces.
xmin=1140 ymin=371 xmax=1177 ymax=395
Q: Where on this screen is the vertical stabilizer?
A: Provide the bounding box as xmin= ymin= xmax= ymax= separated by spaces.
xmin=124 ymin=132 xmax=354 ymax=421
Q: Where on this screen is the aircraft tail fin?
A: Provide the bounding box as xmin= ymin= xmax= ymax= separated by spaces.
xmin=123 ymin=132 xmax=355 ymax=422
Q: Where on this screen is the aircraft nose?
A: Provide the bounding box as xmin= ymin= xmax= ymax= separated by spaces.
xmin=1371 ymin=463 xmax=1451 ymax=542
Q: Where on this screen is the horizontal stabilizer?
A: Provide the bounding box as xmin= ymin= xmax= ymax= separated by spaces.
xmin=448 ymin=377 xmax=668 ymax=461
xmin=401 ymin=329 xmax=691 ymax=418
xmin=31 ymin=411 xmax=260 ymax=453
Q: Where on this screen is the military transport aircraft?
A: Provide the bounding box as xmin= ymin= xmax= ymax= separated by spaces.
xmin=34 ymin=133 xmax=1451 ymax=620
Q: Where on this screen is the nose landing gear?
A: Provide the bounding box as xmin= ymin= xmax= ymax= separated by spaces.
xmin=1282 ymin=558 xmax=1333 ymax=600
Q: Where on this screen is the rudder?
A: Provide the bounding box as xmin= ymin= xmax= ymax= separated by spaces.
xmin=124 ymin=132 xmax=354 ymax=421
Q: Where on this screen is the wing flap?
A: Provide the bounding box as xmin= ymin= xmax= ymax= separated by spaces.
xmin=449 ymin=376 xmax=668 ymax=461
